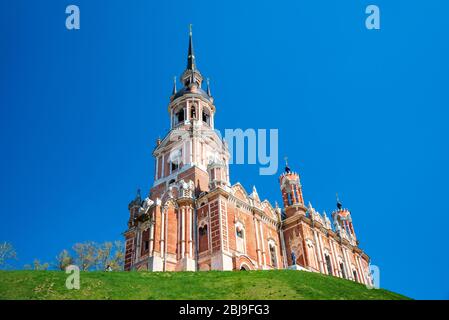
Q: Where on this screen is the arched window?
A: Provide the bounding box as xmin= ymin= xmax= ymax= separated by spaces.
xmin=190 ymin=104 xmax=197 ymax=120
xmin=202 ymin=107 xmax=210 ymax=126
xmin=170 ymin=149 xmax=182 ymax=173
xmin=294 ymin=190 xmax=299 ymax=203
xmin=235 ymin=223 xmax=245 ymax=253
xmin=268 ymin=241 xmax=278 ymax=268
xmin=325 ymin=254 xmax=333 ymax=275
xmin=175 ymin=108 xmax=185 ymax=125
xmin=353 ymin=269 xmax=358 ymax=282
xmin=287 ymin=193 xmax=292 ymax=206
xmin=307 ymin=241 xmax=319 ymax=271
xmin=198 ymin=225 xmax=209 ymax=253
xmin=340 ymin=262 xmax=347 ymax=279
xmin=141 ymin=229 xmax=150 ymax=255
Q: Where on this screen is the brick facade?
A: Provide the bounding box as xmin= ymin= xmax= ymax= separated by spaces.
xmin=123 ymin=29 xmax=372 ymax=286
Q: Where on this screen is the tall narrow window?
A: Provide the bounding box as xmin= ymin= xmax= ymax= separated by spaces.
xmin=191 ymin=105 xmax=197 ymax=120
xmin=287 ymin=193 xmax=292 ymax=206
xmin=198 ymin=225 xmax=209 ymax=252
xmin=170 ymin=149 xmax=182 ymax=173
xmin=353 ymin=270 xmax=358 ymax=282
xmin=236 ymin=224 xmax=245 ymax=253
xmin=269 ymin=244 xmax=278 ymax=268
xmin=340 ymin=262 xmax=346 ymax=279
xmin=141 ymin=229 xmax=150 ymax=255
xmin=175 ymin=108 xmax=185 ymax=125
xmin=202 ymin=109 xmax=210 ymax=126
xmin=325 ymin=255 xmax=333 ymax=275
xmin=294 ymin=190 xmax=299 ymax=203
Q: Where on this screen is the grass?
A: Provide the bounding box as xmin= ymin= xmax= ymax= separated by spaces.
xmin=0 ymin=270 xmax=410 ymax=300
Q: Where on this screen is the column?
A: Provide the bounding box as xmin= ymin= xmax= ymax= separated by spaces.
xmin=185 ymin=207 xmax=190 ymax=258
xmin=161 ymin=154 xmax=165 ymax=178
xmin=342 ymin=247 xmax=352 ymax=280
xmin=253 ymin=217 xmax=262 ymax=267
xmin=181 ymin=207 xmax=186 ymax=258
xmin=135 ymin=230 xmax=141 ymax=263
xmin=189 ymin=207 xmax=193 ymax=258
xmin=259 ymin=220 xmax=266 ymax=267
xmin=160 ymin=209 xmax=165 ymax=259
xmin=149 ymin=218 xmax=155 ymax=256
xmin=330 ymin=240 xmax=339 ymax=277
xmin=317 ymin=234 xmax=328 ymax=274
xmin=356 ymin=255 xmax=367 ymax=285
xmin=313 ymin=230 xmax=324 ymax=273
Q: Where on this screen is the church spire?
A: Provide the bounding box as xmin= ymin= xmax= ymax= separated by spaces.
xmin=206 ymin=78 xmax=211 ymax=96
xmin=336 ymin=193 xmax=342 ymax=210
xmin=284 ymin=156 xmax=291 ymax=173
xmin=172 ymin=76 xmax=177 ymax=95
xmin=187 ymin=24 xmax=195 ymax=70
xmin=181 ymin=24 xmax=203 ymax=87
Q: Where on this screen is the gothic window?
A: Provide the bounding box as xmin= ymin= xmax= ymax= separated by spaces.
xmin=340 ymin=262 xmax=347 ymax=279
xmin=190 ymin=104 xmax=197 ymax=120
xmin=170 ymin=149 xmax=182 ymax=173
xmin=287 ymin=193 xmax=292 ymax=206
xmin=325 ymin=254 xmax=333 ymax=275
xmin=269 ymin=242 xmax=278 ymax=268
xmin=307 ymin=242 xmax=318 ymax=270
xmin=171 ymin=161 xmax=179 ymax=172
xmin=202 ymin=108 xmax=210 ymax=126
xmin=294 ymin=190 xmax=299 ymax=203
xmin=198 ymin=225 xmax=209 ymax=252
xmin=141 ymin=229 xmax=150 ymax=255
xmin=176 ymin=108 xmax=185 ymax=124
xmin=236 ymin=223 xmax=245 ymax=253
xmin=353 ymin=270 xmax=358 ymax=282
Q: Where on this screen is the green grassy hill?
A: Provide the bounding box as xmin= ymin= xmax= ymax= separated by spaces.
xmin=0 ymin=270 xmax=409 ymax=300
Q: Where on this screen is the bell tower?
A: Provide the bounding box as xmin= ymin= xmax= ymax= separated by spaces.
xmin=279 ymin=159 xmax=306 ymax=218
xmin=150 ymin=25 xmax=230 ymax=200
xmin=332 ymin=195 xmax=357 ymax=245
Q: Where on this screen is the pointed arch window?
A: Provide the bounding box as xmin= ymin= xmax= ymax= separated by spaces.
xmin=235 ymin=222 xmax=246 ymax=254
xmin=174 ymin=107 xmax=185 ymax=126
xmin=340 ymin=262 xmax=347 ymax=279
xmin=190 ymin=103 xmax=197 ymax=120
xmin=325 ymin=254 xmax=333 ymax=275
xmin=202 ymin=107 xmax=210 ymax=126
xmin=198 ymin=224 xmax=209 ymax=253
xmin=268 ymin=240 xmax=278 ymax=268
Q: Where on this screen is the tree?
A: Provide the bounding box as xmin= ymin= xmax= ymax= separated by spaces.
xmin=0 ymin=242 xmax=17 ymax=269
xmin=72 ymin=242 xmax=97 ymax=271
xmin=56 ymin=249 xmax=74 ymax=271
xmin=97 ymin=242 xmax=113 ymax=270
xmin=32 ymin=259 xmax=49 ymax=271
xmin=110 ymin=240 xmax=125 ymax=271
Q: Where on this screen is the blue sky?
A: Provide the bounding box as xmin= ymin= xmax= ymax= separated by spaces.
xmin=1 ymin=0 xmax=448 ymax=299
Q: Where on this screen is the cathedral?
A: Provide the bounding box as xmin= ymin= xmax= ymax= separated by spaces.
xmin=123 ymin=28 xmax=372 ymax=285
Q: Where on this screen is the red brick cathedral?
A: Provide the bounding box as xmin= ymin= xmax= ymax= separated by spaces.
xmin=124 ymin=29 xmax=372 ymax=285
